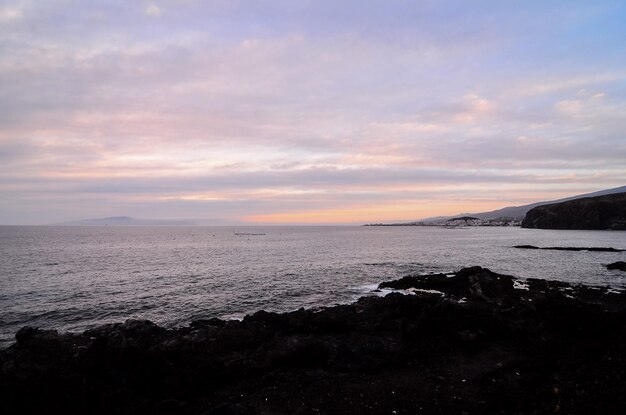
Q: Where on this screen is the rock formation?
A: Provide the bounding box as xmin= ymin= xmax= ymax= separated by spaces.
xmin=2 ymin=267 xmax=626 ymax=414
xmin=513 ymin=245 xmax=625 ymax=252
xmin=521 ymin=192 xmax=626 ymax=230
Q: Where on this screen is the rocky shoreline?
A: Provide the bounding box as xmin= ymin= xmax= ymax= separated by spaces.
xmin=2 ymin=266 xmax=626 ymax=414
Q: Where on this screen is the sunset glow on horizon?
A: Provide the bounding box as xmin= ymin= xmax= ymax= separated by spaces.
xmin=1 ymin=1 xmax=625 ymax=225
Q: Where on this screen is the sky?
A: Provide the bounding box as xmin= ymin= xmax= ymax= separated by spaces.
xmin=1 ymin=0 xmax=625 ymax=225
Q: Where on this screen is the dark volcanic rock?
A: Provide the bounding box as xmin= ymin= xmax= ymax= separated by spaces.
xmin=607 ymin=261 xmax=626 ymax=272
xmin=2 ymin=267 xmax=626 ymax=414
xmin=379 ymin=266 xmax=516 ymax=304
xmin=514 ymin=245 xmax=625 ymax=252
xmin=521 ymin=192 xmax=626 ymax=230
xmin=378 ymin=273 xmax=449 ymax=290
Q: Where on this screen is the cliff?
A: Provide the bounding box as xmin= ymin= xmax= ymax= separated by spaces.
xmin=521 ymin=192 xmax=626 ymax=230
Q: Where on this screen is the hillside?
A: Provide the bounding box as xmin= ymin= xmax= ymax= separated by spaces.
xmin=406 ymin=185 xmax=626 ymax=224
xmin=470 ymin=185 xmax=626 ymax=220
xmin=521 ymin=192 xmax=626 ymax=230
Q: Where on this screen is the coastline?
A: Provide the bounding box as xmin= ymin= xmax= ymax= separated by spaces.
xmin=2 ymin=266 xmax=626 ymax=414
xmin=3 ymin=225 xmax=625 ymax=349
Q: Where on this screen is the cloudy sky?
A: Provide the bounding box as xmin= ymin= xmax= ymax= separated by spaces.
xmin=1 ymin=0 xmax=625 ymax=224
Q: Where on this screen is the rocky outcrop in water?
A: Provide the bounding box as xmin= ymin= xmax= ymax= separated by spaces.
xmin=513 ymin=245 xmax=625 ymax=252
xmin=607 ymin=261 xmax=626 ymax=272
xmin=2 ymin=266 xmax=626 ymax=414
xmin=521 ymin=192 xmax=626 ymax=230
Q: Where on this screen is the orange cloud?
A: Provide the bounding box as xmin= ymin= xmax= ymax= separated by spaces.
xmin=242 ymin=198 xmax=514 ymax=224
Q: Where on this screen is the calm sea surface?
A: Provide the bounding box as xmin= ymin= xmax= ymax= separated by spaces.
xmin=1 ymin=225 xmax=625 ymax=348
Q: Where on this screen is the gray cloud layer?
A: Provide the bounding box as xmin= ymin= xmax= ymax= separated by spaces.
xmin=1 ymin=1 xmax=625 ymax=223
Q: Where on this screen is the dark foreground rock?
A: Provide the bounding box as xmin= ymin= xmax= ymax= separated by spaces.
xmin=521 ymin=191 xmax=626 ymax=230
xmin=607 ymin=261 xmax=626 ymax=271
xmin=2 ymin=267 xmax=626 ymax=415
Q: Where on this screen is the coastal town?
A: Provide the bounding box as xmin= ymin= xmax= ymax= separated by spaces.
xmin=366 ymin=216 xmax=522 ymax=227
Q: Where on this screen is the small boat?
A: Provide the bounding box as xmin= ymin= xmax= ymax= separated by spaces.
xmin=234 ymin=232 xmax=266 ymax=236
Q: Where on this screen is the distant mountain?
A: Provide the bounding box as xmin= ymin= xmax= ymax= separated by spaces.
xmin=412 ymin=185 xmax=626 ymax=224
xmin=522 ymin=192 xmax=626 ymax=230
xmin=53 ymin=216 xmax=196 ymax=226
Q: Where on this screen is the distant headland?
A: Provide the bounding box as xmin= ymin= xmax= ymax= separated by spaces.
xmin=522 ymin=192 xmax=626 ymax=230
xmin=366 ymin=185 xmax=626 ymax=228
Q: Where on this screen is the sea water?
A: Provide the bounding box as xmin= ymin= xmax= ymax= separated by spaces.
xmin=1 ymin=225 xmax=625 ymax=348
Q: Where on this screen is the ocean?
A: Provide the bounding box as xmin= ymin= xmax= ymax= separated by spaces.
xmin=1 ymin=225 xmax=625 ymax=348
